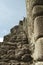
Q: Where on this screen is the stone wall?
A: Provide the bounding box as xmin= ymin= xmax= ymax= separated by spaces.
xmin=0 ymin=18 xmax=33 ymax=65
xmin=26 ymin=0 xmax=43 ymax=65
xmin=0 ymin=0 xmax=43 ymax=65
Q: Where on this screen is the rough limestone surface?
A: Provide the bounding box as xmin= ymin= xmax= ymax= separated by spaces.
xmin=33 ymin=38 xmax=43 ymax=61
xmin=35 ymin=62 xmax=43 ymax=65
xmin=26 ymin=0 xmax=43 ymax=41
xmin=0 ymin=0 xmax=43 ymax=65
xmin=26 ymin=0 xmax=43 ymax=65
xmin=0 ymin=18 xmax=33 ymax=65
xmin=34 ymin=16 xmax=43 ymax=41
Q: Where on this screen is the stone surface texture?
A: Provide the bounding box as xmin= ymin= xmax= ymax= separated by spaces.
xmin=0 ymin=18 xmax=33 ymax=65
xmin=0 ymin=0 xmax=43 ymax=65
xmin=26 ymin=0 xmax=43 ymax=65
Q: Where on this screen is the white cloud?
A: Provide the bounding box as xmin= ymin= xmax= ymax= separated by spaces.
xmin=0 ymin=37 xmax=3 ymax=42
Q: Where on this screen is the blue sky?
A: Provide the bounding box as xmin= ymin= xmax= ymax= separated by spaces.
xmin=0 ymin=0 xmax=26 ymax=41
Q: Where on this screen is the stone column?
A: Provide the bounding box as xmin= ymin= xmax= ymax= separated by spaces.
xmin=26 ymin=0 xmax=43 ymax=65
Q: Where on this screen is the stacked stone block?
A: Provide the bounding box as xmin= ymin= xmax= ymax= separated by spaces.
xmin=26 ymin=0 xmax=43 ymax=65
xmin=0 ymin=18 xmax=33 ymax=65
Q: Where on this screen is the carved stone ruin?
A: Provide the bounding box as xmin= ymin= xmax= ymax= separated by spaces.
xmin=0 ymin=0 xmax=43 ymax=65
xmin=26 ymin=0 xmax=43 ymax=65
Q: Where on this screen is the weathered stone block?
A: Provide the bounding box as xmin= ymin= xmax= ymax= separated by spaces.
xmin=35 ymin=62 xmax=43 ymax=65
xmin=10 ymin=25 xmax=19 ymax=33
xmin=26 ymin=0 xmax=43 ymax=9
xmin=0 ymin=62 xmax=9 ymax=65
xmin=21 ymin=54 xmax=33 ymax=62
xmin=26 ymin=0 xmax=43 ymax=41
xmin=32 ymin=5 xmax=43 ymax=19
xmin=34 ymin=16 xmax=43 ymax=41
xmin=33 ymin=38 xmax=43 ymax=61
xmin=7 ymin=50 xmax=15 ymax=55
